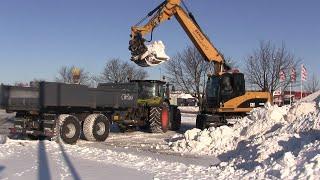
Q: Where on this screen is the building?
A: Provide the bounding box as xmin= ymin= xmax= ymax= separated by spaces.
xmin=273 ymin=91 xmax=311 ymax=106
xmin=169 ymin=91 xmax=198 ymax=106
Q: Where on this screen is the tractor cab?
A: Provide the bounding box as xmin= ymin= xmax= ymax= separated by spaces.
xmin=130 ymin=80 xmax=168 ymax=106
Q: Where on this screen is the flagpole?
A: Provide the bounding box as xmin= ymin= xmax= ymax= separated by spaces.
xmin=290 ymin=82 xmax=292 ymax=105
xmin=301 ymin=76 xmax=303 ymax=99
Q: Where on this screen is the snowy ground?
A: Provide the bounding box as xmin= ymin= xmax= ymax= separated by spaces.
xmin=0 ymin=112 xmax=220 ymax=180
xmin=1 ymin=90 xmax=320 ymax=179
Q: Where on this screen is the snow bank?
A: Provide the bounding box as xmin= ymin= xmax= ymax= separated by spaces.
xmin=169 ymin=93 xmax=320 ymax=178
xmin=301 ymin=90 xmax=320 ymax=103
xmin=301 ymin=89 xmax=320 ymax=109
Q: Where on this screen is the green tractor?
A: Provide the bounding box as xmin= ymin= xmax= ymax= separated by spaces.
xmin=109 ymin=80 xmax=181 ymax=133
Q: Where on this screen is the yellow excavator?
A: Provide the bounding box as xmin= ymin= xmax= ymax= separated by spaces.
xmin=129 ymin=0 xmax=272 ymax=129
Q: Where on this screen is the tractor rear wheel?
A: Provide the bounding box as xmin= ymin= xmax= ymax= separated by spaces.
xmin=149 ymin=102 xmax=169 ymax=133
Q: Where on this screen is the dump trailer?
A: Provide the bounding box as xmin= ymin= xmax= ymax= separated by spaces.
xmin=0 ymin=80 xmax=181 ymax=144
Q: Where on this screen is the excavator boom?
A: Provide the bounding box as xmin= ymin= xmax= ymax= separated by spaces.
xmin=129 ymin=0 xmax=227 ymax=73
xmin=129 ymin=0 xmax=272 ymax=129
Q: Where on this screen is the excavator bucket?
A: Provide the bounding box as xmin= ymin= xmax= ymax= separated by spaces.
xmin=129 ymin=38 xmax=170 ymax=67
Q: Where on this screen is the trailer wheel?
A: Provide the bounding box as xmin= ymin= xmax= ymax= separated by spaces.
xmin=149 ymin=102 xmax=169 ymax=133
xmin=171 ymin=109 xmax=181 ymax=131
xmin=83 ymin=114 xmax=110 ymax=142
xmin=55 ymin=115 xmax=81 ymax=144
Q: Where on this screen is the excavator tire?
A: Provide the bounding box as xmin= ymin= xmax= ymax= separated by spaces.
xmin=54 ymin=114 xmax=81 ymax=144
xmin=196 ymin=114 xmax=207 ymax=130
xmin=170 ymin=109 xmax=181 ymax=131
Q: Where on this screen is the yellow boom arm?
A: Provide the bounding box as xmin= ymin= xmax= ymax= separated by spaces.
xmin=130 ymin=0 xmax=227 ymax=73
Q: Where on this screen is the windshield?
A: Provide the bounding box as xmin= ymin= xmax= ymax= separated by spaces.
xmin=206 ymin=76 xmax=219 ymax=98
xmin=138 ymin=82 xmax=164 ymax=99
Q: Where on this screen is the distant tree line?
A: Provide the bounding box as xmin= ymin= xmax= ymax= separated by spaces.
xmin=55 ymin=58 xmax=148 ymax=87
xmin=16 ymin=41 xmax=319 ymax=97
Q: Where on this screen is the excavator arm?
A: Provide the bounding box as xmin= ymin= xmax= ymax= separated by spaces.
xmin=129 ymin=0 xmax=228 ymax=74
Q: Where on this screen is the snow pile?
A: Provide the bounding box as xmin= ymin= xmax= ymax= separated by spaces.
xmin=301 ymin=90 xmax=320 ymax=103
xmin=169 ymin=126 xmax=237 ymax=155
xmin=169 ymin=104 xmax=291 ymax=156
xmin=169 ymin=96 xmax=320 ymax=178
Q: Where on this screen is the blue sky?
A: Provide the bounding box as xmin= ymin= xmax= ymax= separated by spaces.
xmin=0 ymin=0 xmax=319 ymax=84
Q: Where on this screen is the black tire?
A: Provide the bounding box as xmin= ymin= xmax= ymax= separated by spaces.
xmin=149 ymin=102 xmax=170 ymax=133
xmin=83 ymin=114 xmax=110 ymax=142
xmin=55 ymin=115 xmax=81 ymax=144
xmin=27 ymin=134 xmax=39 ymax=140
xmin=149 ymin=107 xmax=162 ymax=133
xmin=196 ymin=114 xmax=206 ymax=130
xmin=171 ymin=109 xmax=181 ymax=131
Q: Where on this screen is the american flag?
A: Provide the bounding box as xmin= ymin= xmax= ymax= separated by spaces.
xmin=290 ymin=67 xmax=296 ymax=82
xmin=279 ymin=70 xmax=286 ymax=82
xmin=301 ymin=64 xmax=307 ymax=81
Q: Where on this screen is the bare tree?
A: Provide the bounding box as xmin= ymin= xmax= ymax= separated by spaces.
xmin=99 ymin=58 xmax=148 ymax=83
xmin=55 ymin=66 xmax=91 ymax=85
xmin=244 ymin=41 xmax=300 ymax=93
xmin=29 ymin=78 xmax=45 ymax=87
xmin=164 ymin=46 xmax=214 ymax=105
xmin=304 ymin=73 xmax=320 ymax=93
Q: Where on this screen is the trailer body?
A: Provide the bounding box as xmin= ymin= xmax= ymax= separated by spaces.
xmin=0 ymin=81 xmax=181 ymax=144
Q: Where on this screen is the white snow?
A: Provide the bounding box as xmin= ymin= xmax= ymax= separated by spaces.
xmin=178 ymin=106 xmax=199 ymax=113
xmin=177 ymin=93 xmax=194 ymax=99
xmin=132 ymin=41 xmax=170 ymax=67
xmin=168 ymin=90 xmax=320 ymax=179
xmin=301 ymin=90 xmax=320 ymax=103
xmin=1 ymin=91 xmax=320 ymax=179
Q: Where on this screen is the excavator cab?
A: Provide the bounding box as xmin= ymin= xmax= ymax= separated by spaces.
xmin=206 ymin=73 xmax=246 ymax=109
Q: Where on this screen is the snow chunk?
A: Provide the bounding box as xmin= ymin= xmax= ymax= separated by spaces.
xmin=170 ymin=126 xmax=237 ymax=155
xmin=132 ymin=41 xmax=170 ymax=67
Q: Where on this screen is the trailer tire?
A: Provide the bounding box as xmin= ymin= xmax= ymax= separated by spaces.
xmin=171 ymin=109 xmax=181 ymax=131
xmin=55 ymin=115 xmax=81 ymax=144
xmin=83 ymin=114 xmax=110 ymax=142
